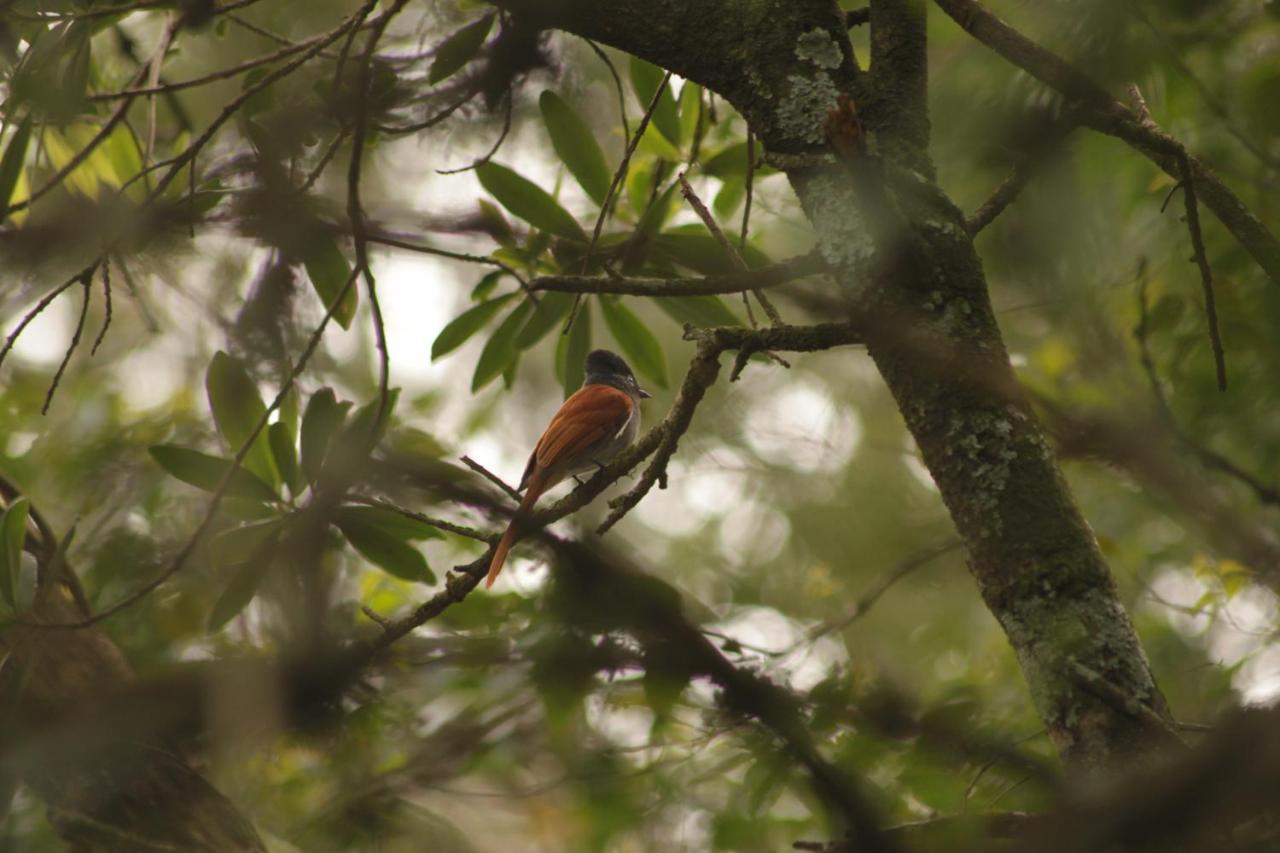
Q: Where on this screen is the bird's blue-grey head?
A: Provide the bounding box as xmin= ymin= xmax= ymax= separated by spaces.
xmin=584 ymin=349 xmax=650 ymax=398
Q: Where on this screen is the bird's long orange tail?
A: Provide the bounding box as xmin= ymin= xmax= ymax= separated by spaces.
xmin=485 ymin=476 xmax=546 ymax=588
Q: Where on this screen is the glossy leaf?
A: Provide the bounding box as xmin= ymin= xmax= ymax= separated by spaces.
xmin=149 ymin=445 xmax=278 ymax=502
xmin=472 ymin=300 xmax=535 ymax=391
xmin=600 ymin=297 xmax=667 ymax=388
xmin=432 ymin=293 xmax=517 ymax=360
xmin=302 ymin=233 xmax=357 ymax=329
xmin=300 ymin=388 xmax=350 ymax=485
xmin=206 ymin=352 xmax=277 ymax=486
xmin=539 ymin=91 xmax=611 ymax=204
xmin=0 ymin=498 xmax=29 ymax=608
xmin=428 ymin=14 xmax=494 ymax=84
xmin=336 ymin=516 xmax=435 ymax=583
xmin=476 ymin=162 xmax=586 ymax=241
xmin=652 ymin=295 xmax=741 ymax=328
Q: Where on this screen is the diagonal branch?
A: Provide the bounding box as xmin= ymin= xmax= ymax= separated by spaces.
xmin=528 ymin=252 xmax=825 ymax=296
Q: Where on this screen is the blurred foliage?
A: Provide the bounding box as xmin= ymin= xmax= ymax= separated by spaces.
xmin=1 ymin=0 xmax=1278 ymax=849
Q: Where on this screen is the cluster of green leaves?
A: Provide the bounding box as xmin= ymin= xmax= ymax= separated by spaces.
xmin=147 ymin=352 xmax=438 ymax=630
xmin=430 ymin=52 xmax=770 ymax=396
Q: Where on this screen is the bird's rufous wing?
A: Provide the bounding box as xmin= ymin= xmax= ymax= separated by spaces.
xmin=525 ymin=385 xmax=633 ymax=485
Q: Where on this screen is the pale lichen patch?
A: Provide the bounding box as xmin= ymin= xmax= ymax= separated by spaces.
xmin=775 ymin=72 xmax=839 ymax=145
xmin=795 ymin=28 xmax=843 ymax=70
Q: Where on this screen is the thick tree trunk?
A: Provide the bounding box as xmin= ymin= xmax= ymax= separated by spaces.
xmin=1 ymin=569 xmax=266 ymax=851
xmin=497 ymin=0 xmax=1177 ymax=769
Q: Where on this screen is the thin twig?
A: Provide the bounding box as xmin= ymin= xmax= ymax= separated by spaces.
xmin=364 ymin=231 xmax=526 ymax=284
xmin=528 ymin=252 xmax=825 ymax=296
xmin=1178 ymin=152 xmax=1227 ymax=391
xmin=435 ymin=89 xmax=514 ymax=174
xmin=677 ymin=171 xmax=784 ymax=327
xmin=0 ymin=263 xmax=99 ymax=374
xmin=41 ymin=274 xmax=93 ymax=414
xmin=295 ymin=128 xmax=349 ymax=195
xmin=348 ymin=495 xmax=490 ymax=542
xmin=584 ymin=39 xmax=630 ymax=140
xmin=91 ymin=259 xmax=113 ymax=356
xmin=460 ymin=455 xmax=521 ymax=502
xmin=565 ymin=70 xmax=673 ymax=332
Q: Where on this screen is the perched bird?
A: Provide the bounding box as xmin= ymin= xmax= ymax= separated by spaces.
xmin=485 ymin=349 xmax=650 ymax=588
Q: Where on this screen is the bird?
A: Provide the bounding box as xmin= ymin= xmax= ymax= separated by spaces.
xmin=484 ymin=349 xmax=650 ymax=588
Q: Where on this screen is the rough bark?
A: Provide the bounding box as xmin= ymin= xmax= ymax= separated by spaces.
xmin=1 ymin=560 xmax=266 ymax=851
xmin=495 ymin=0 xmax=1178 ymax=770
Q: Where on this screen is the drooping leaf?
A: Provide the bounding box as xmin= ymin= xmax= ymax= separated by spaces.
xmin=432 ymin=293 xmax=517 ymax=360
xmin=149 ymin=445 xmax=279 ymax=502
xmin=677 ymin=81 xmax=702 ymax=147
xmin=340 ymin=388 xmax=401 ymax=451
xmin=206 ymin=352 xmax=277 ymax=486
xmin=211 ymin=519 xmax=284 ymax=567
xmin=515 ymin=291 xmax=575 ymax=349
xmin=268 ymin=422 xmax=301 ymax=494
xmin=335 ymin=506 xmax=443 ymax=541
xmin=539 ymin=91 xmax=611 ymax=204
xmin=476 ymin=162 xmax=587 ymax=241
xmin=336 ymin=516 xmax=435 ymax=583
xmin=629 ymin=57 xmax=681 ymax=150
xmin=600 ymin=297 xmax=667 ymax=388
xmin=472 ymin=300 xmax=535 ymax=391
xmin=427 ymin=14 xmax=494 ymax=84
xmin=207 ymin=525 xmax=281 ymax=631
xmin=556 ymin=303 xmax=592 ymax=397
xmin=471 ymin=269 xmax=505 ymax=301
xmin=0 ymin=118 xmax=33 ymax=217
xmin=302 ymin=233 xmax=357 ymax=329
xmin=300 ymin=388 xmax=350 ymax=485
xmin=0 ymin=498 xmax=29 ymax=608
xmin=654 ymin=228 xmax=771 ymax=274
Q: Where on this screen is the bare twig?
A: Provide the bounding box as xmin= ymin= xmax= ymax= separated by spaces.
xmin=528 ymin=252 xmax=825 ymax=296
xmin=1177 ymin=153 xmax=1227 ymax=391
xmin=676 ymin=171 xmax=783 ymax=326
xmin=436 ymin=90 xmax=514 ymax=175
xmin=1067 ymin=658 xmax=1179 ymax=739
xmin=0 ymin=263 xmax=100 ymax=375
xmin=90 ymin=259 xmax=113 ymax=356
xmin=584 ymin=39 xmax=630 ymax=140
xmin=41 ymin=273 xmax=94 ymax=415
xmin=460 ymin=455 xmax=522 ymax=502
xmin=364 ymin=231 xmax=526 ymax=284
xmin=348 ymin=495 xmax=490 ymax=542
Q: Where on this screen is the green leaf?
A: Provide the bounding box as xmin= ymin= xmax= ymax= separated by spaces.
xmin=629 ymin=57 xmax=681 ymax=150
xmin=336 ymin=516 xmax=435 ymax=583
xmin=340 ymin=388 xmax=401 ymax=450
xmin=476 ymin=162 xmax=587 ymax=241
xmin=207 ymin=526 xmax=280 ymax=632
xmin=432 ymin=293 xmax=517 ymax=360
xmin=427 ymin=13 xmax=494 ymax=84
xmin=677 ymin=81 xmax=701 ymax=147
xmin=539 ymin=91 xmax=611 ymax=205
xmin=471 ymin=269 xmax=505 ymax=301
xmin=149 ymin=445 xmax=279 ymax=502
xmin=472 ymin=300 xmax=535 ymax=391
xmin=0 ymin=117 xmax=33 ymax=216
xmin=211 ymin=519 xmax=283 ymax=567
xmin=702 ymin=140 xmax=766 ymax=178
xmin=600 ymin=297 xmax=667 ymax=388
xmin=652 ymin=294 xmax=742 ymax=328
xmin=515 ymin=291 xmax=574 ymax=349
xmin=335 ymin=506 xmax=443 ymax=541
xmin=268 ymin=422 xmax=301 ymax=494
xmin=555 ymin=303 xmax=592 ymax=397
xmin=300 ymin=388 xmax=350 ymax=485
xmin=302 ymin=233 xmax=357 ymax=329
xmin=0 ymin=498 xmax=29 ymax=608
xmin=654 ymin=228 xmax=771 ymax=274
xmin=206 ymin=352 xmax=277 ymax=486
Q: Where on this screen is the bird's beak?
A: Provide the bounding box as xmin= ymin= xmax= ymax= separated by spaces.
xmin=638 ymin=387 xmax=651 ymax=399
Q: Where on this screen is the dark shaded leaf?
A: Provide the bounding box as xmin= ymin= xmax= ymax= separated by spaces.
xmin=652 ymin=294 xmax=741 ymax=328
xmin=555 ymin=303 xmax=592 ymax=397
xmin=335 ymin=506 xmax=443 ymax=541
xmin=336 ymin=516 xmax=435 ymax=583
xmin=0 ymin=498 xmax=29 ymax=608
xmin=206 ymin=352 xmax=277 ymax=486
xmin=268 ymin=422 xmax=301 ymax=494
xmin=300 ymin=388 xmax=350 ymax=485
xmin=428 ymin=14 xmax=494 ymax=84
xmin=0 ymin=117 xmax=32 ymax=217
xmin=302 ymin=233 xmax=357 ymax=329
xmin=629 ymin=57 xmax=681 ymax=150
xmin=149 ymin=445 xmax=278 ymax=502
xmin=207 ymin=525 xmax=281 ymax=631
